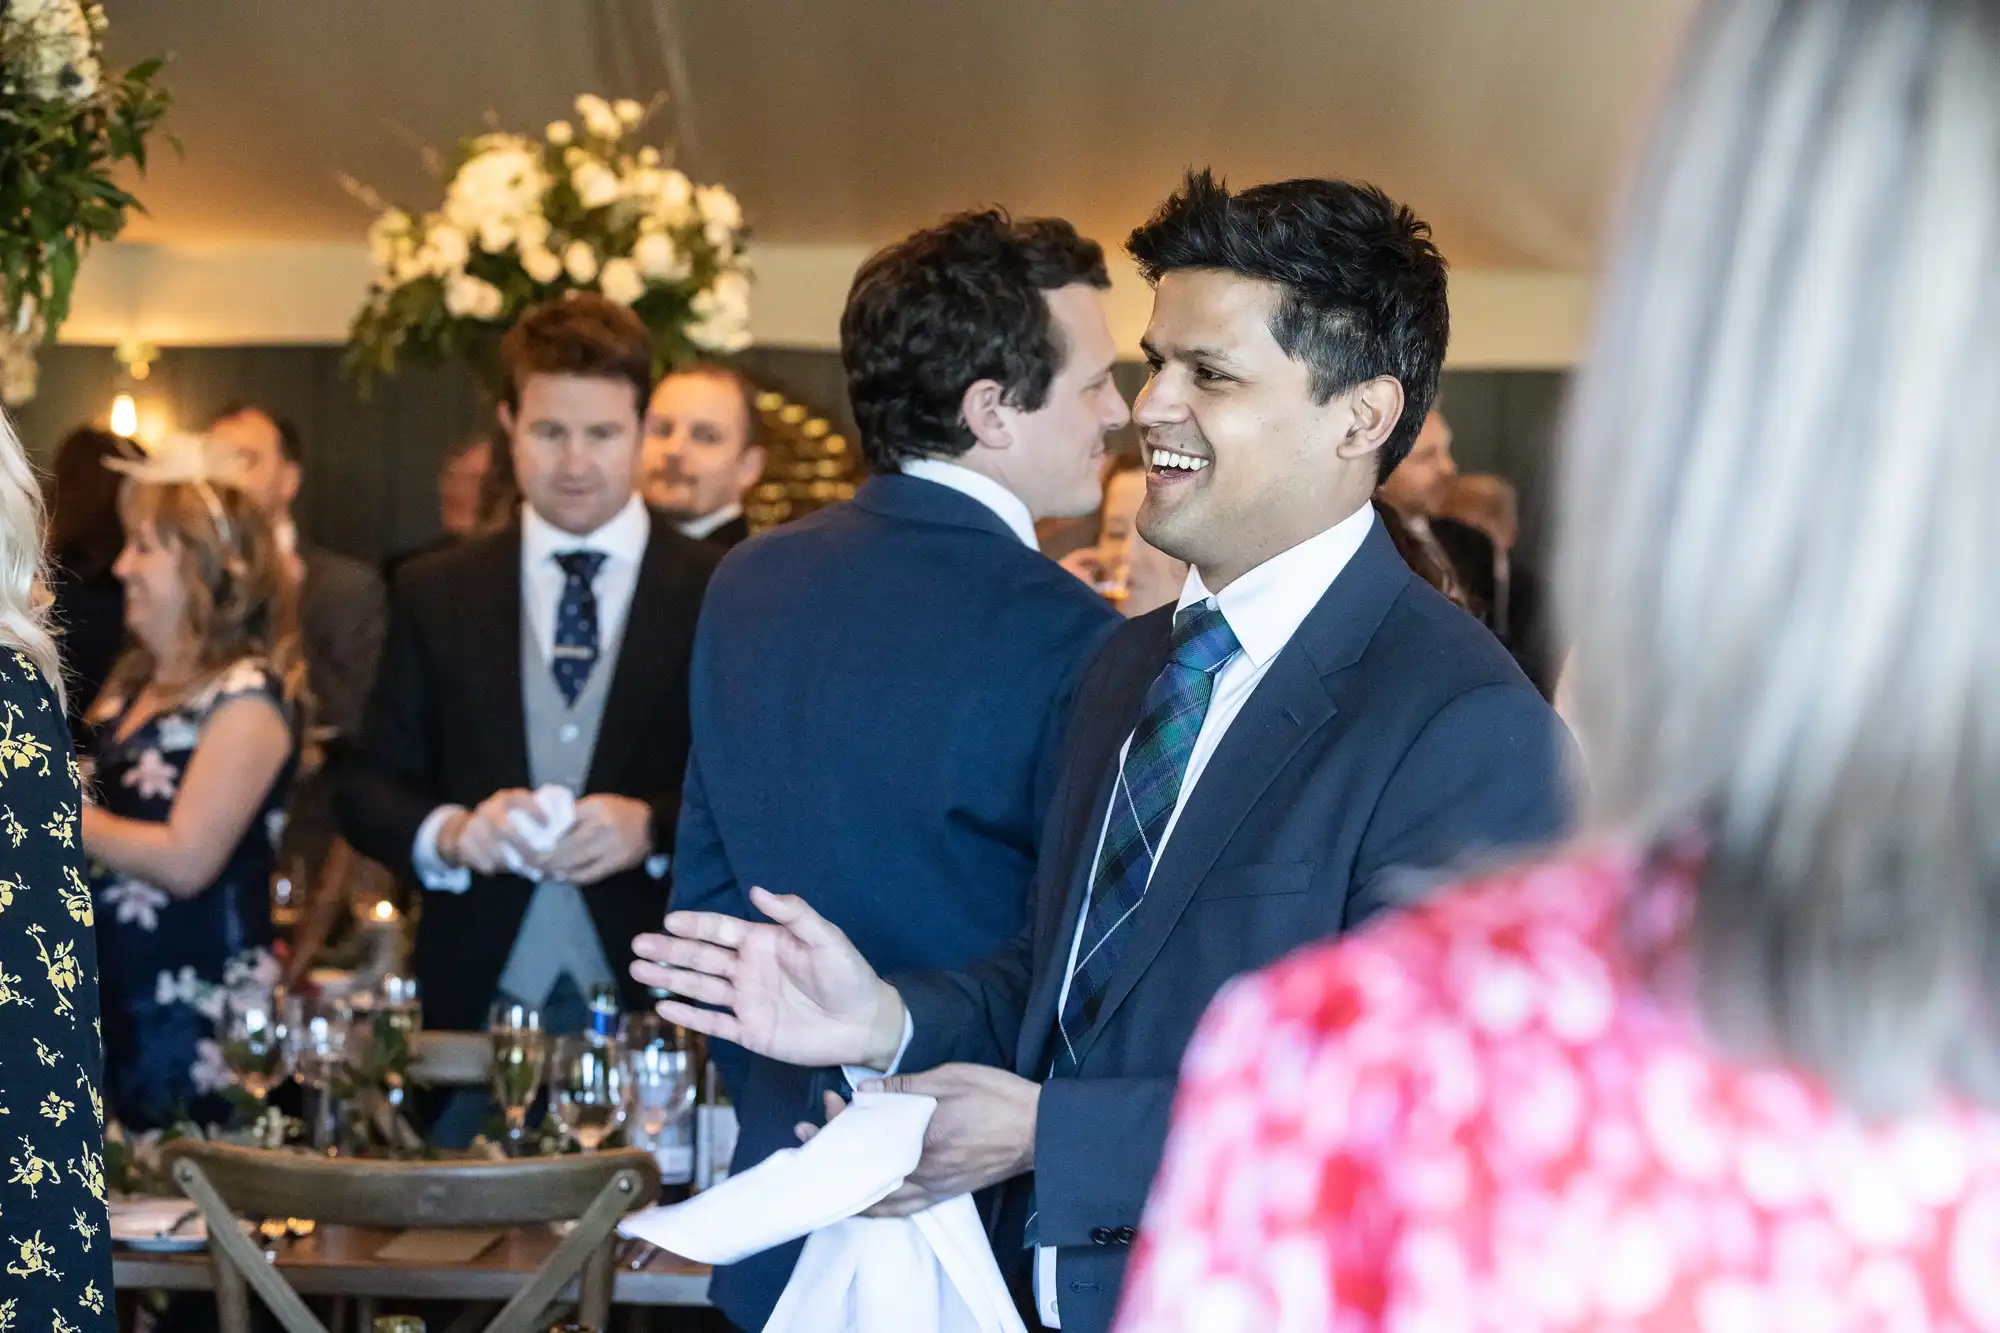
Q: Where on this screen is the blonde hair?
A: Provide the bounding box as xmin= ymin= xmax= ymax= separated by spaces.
xmin=0 ymin=411 xmax=63 ymax=707
xmin=1560 ymin=0 xmax=2000 ymax=1109
xmin=96 ymin=477 xmax=308 ymax=722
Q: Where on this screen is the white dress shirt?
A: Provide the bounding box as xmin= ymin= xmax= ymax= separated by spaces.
xmin=678 ymin=503 xmax=744 ymax=542
xmin=411 ymin=494 xmax=653 ymax=891
xmin=1034 ymin=502 xmax=1377 ymax=1326
xmin=899 ymin=457 xmax=1039 ymax=548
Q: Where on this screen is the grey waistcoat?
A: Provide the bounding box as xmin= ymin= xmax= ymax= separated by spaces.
xmin=492 ymin=596 xmax=623 ymax=1009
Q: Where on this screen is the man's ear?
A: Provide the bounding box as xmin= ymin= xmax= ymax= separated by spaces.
xmin=734 ymin=443 xmax=769 ymax=494
xmin=959 ymin=379 xmax=1012 ymax=452
xmin=1333 ymin=375 xmax=1406 ymax=464
xmin=497 ymin=402 xmax=516 ymax=437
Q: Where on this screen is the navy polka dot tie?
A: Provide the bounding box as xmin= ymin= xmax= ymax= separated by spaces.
xmin=551 ymin=550 xmax=607 ymax=706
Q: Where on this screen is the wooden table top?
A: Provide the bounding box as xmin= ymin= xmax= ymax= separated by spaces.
xmin=113 ymin=1224 xmax=710 ymax=1307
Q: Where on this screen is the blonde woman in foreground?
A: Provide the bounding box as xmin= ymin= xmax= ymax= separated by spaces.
xmin=1115 ymin=0 xmax=2000 ymax=1329
xmin=0 ymin=411 xmax=115 ymax=1329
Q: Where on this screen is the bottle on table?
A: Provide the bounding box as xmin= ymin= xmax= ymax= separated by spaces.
xmin=693 ymin=1048 xmax=737 ymax=1191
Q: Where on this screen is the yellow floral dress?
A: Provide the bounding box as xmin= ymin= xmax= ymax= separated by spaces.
xmin=0 ymin=651 xmax=113 ymax=1333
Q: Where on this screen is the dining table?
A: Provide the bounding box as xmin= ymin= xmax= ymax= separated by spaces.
xmin=112 ymin=1222 xmax=711 ymax=1307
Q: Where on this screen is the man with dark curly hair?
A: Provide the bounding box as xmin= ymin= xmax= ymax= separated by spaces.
xmin=661 ymin=209 xmax=1129 ymax=1328
xmin=638 ymin=172 xmax=1575 ymax=1333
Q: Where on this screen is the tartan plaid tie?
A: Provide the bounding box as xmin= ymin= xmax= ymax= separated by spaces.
xmin=1051 ymin=598 xmax=1240 ymax=1077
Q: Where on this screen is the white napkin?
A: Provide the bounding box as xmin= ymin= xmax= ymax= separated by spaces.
xmin=502 ymin=784 xmax=576 ymax=880
xmin=620 ymin=1092 xmax=1024 ymax=1333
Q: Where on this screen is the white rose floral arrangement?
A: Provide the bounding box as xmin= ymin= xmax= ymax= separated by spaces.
xmin=345 ymin=94 xmax=750 ymax=391
xmin=0 ymin=0 xmax=170 ymax=404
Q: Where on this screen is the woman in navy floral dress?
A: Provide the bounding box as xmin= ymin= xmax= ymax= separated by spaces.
xmin=80 ymin=448 xmax=302 ymax=1131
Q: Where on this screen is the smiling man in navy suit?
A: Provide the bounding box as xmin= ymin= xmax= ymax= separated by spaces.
xmin=637 ymin=172 xmax=1575 ymax=1333
xmin=661 ymin=208 xmax=1127 ymax=1330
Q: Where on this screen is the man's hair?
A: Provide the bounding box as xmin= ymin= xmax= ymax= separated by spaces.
xmin=211 ymin=402 xmax=304 ymax=465
xmin=1127 ymin=170 xmax=1449 ymax=480
xmin=841 ymin=209 xmax=1109 ymax=473
xmin=499 ymin=293 xmax=654 ymax=415
xmin=660 ymin=361 xmax=764 ymax=454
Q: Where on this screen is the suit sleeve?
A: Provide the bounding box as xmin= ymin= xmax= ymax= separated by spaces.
xmin=336 ymin=576 xmax=444 ymax=880
xmin=1345 ymin=680 xmax=1578 ymax=928
xmin=1032 ymin=1074 xmax=1176 ymax=1245
xmin=890 ymin=925 xmax=1037 ymax=1074
xmin=666 ymin=742 xmax=750 ymax=1093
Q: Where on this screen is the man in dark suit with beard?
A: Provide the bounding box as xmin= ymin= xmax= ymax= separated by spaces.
xmin=636 ymin=172 xmax=1574 ymax=1333
xmin=342 ymin=295 xmax=717 ymax=1043
xmin=640 ymin=363 xmax=767 ymax=551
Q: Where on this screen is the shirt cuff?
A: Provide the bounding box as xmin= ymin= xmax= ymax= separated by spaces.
xmin=413 ymin=805 xmax=472 ymax=893
xmin=842 ymin=1010 xmax=914 ymax=1091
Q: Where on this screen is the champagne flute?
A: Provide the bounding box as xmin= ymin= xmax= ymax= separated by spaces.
xmin=550 ymin=1034 xmax=627 ymax=1152
xmin=488 ymin=1001 xmax=546 ymax=1156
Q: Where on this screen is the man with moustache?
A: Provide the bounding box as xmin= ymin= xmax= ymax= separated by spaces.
xmin=640 ymin=363 xmax=767 ymax=550
xmin=661 ymin=210 xmax=1126 ymax=1329
xmin=634 ymin=173 xmax=1574 ymax=1333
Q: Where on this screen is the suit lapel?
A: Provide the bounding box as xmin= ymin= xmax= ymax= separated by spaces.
xmin=585 ymin=513 xmax=680 ymax=794
xmin=1067 ymin=648 xmax=1336 ymax=1067
xmin=1063 ymin=520 xmax=1416 ymax=1068
xmin=464 ymin=528 xmax=531 ymax=790
xmin=1013 ymin=621 xmax=1169 ymax=1076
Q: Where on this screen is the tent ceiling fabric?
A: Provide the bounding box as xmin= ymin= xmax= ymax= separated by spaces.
xmin=107 ymin=0 xmax=1694 ymax=269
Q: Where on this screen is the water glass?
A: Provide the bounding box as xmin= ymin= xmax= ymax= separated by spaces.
xmin=550 ymin=1035 xmax=628 ymax=1151
xmin=622 ymin=1017 xmax=697 ymax=1184
xmin=224 ymin=986 xmax=285 ymax=1100
xmin=283 ymin=993 xmax=352 ymax=1151
xmin=488 ymin=1001 xmax=547 ymax=1155
xmin=379 ymin=974 xmax=422 ymax=1038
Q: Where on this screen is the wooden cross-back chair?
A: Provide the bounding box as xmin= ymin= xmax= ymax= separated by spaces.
xmin=161 ymin=1141 xmax=659 ymax=1333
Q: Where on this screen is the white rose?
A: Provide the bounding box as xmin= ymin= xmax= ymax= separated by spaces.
xmin=634 ymin=230 xmax=690 ymax=282
xmin=367 ymin=209 xmax=410 ymax=270
xmin=546 ymin=120 xmax=573 ymax=146
xmin=515 ymin=214 xmax=551 ymax=252
xmin=427 ymin=222 xmax=471 ymax=273
xmin=575 ymin=94 xmax=622 ymax=140
xmin=696 ymin=185 xmax=743 ymax=232
xmin=637 ymin=146 xmax=661 ymax=168
xmin=563 ymin=240 xmax=599 ymax=285
xmin=521 ymin=246 xmax=563 ymax=284
xmin=599 ymin=257 xmax=646 ymax=306
xmin=572 ymin=162 xmax=622 ymax=211
xmin=688 ymin=270 xmax=753 ymax=353
xmin=444 ymin=272 xmax=499 ymax=318
xmin=615 ymin=98 xmax=645 ymax=126
xmin=659 ymin=170 xmax=692 ymax=212
xmin=477 ymin=216 xmax=516 ymax=254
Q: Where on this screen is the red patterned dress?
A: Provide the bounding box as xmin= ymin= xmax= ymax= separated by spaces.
xmin=1113 ymin=847 xmax=2000 ymax=1332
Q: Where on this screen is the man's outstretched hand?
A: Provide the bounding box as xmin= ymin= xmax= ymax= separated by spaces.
xmin=631 ymin=886 xmax=908 ymax=1070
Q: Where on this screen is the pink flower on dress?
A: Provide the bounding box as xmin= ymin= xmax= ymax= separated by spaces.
xmin=120 ymin=747 xmax=178 ymax=801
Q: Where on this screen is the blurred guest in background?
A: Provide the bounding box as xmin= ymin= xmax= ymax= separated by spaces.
xmin=1062 ymin=454 xmax=1189 ymax=617
xmin=209 ymin=403 xmax=386 ymax=744
xmin=44 ymin=425 xmax=127 ymax=737
xmin=1115 ymin=1 xmax=2000 ymax=1327
xmin=382 ymin=430 xmax=494 ymax=580
xmin=640 ymin=361 xmax=767 ymax=550
xmin=82 ymin=440 xmax=300 ymax=1130
xmin=0 ymin=410 xmax=115 ymax=1330
xmin=342 ymin=295 xmax=717 ymax=1053
xmin=664 ymin=209 xmax=1124 ymax=1329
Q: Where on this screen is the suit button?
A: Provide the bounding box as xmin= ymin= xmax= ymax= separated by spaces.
xmin=559 ymin=723 xmax=580 ymax=743
xmin=1089 ymin=1227 xmax=1113 ymax=1246
xmin=1069 ymin=1280 xmax=1099 ymax=1293
xmin=1116 ymin=1226 xmax=1137 ymax=1245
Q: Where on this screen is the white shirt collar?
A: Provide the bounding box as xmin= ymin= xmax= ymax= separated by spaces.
xmin=1177 ymin=504 xmax=1377 ymax=669
xmin=899 ymin=458 xmax=1038 ymax=549
xmin=678 ymin=503 xmax=743 ymax=542
xmin=522 ymin=492 xmax=651 ymax=569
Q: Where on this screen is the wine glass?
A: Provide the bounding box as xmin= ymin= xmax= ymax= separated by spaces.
xmin=621 ymin=1016 xmax=696 ymax=1184
xmin=224 ymin=986 xmax=285 ymax=1100
xmin=488 ymin=1001 xmax=547 ymax=1156
xmin=283 ymin=993 xmax=352 ymax=1151
xmin=379 ymin=974 xmax=422 ymax=1038
xmin=550 ymin=1035 xmax=628 ymax=1152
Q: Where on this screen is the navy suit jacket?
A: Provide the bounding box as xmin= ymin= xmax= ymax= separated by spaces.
xmin=669 ymin=472 xmax=1119 ymax=1329
xmin=892 ymin=518 xmax=1577 ymax=1333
